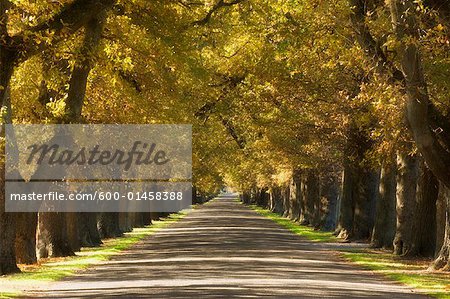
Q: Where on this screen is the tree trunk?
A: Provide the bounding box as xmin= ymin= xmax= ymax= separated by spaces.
xmin=352 ymin=166 xmax=379 ymax=241
xmin=98 ymin=213 xmax=122 ymax=239
xmin=371 ymin=160 xmax=397 ymax=249
xmin=269 ymin=187 xmax=283 ymax=214
xmin=133 ymin=213 xmax=146 ymax=228
xmin=282 ymin=186 xmax=291 ymax=218
xmin=119 ymin=213 xmax=133 ymax=233
xmin=241 ymin=191 xmax=251 ymax=205
xmin=409 ymin=161 xmax=438 ymax=257
xmin=250 ymin=187 xmax=258 ymax=204
xmin=78 ymin=213 xmax=102 ymax=247
xmin=349 ymin=0 xmax=450 ymax=258
xmin=256 ymin=187 xmax=269 ymax=208
xmin=394 ymin=152 xmax=419 ymax=256
xmin=289 ymin=170 xmax=301 ymax=221
xmin=298 ymin=174 xmax=307 ymax=224
xmin=150 ymin=212 xmax=161 ymax=221
xmin=59 ymin=15 xmax=106 ymax=252
xmin=305 ymin=170 xmax=321 ymax=227
xmin=192 ymin=185 xmax=197 ymax=204
xmin=336 ymin=159 xmax=354 ymax=239
xmin=36 ymin=212 xmax=74 ymax=259
xmin=15 ymin=212 xmax=38 ymax=264
xmin=0 ymin=1 xmax=19 ymax=274
xmin=300 ymin=173 xmax=310 ymax=224
xmin=321 ymin=170 xmax=340 ymax=231
xmin=1 ymin=1 xmax=113 ymax=272
xmin=142 ymin=213 xmax=152 ymax=226
xmin=0 ymin=155 xmax=19 ymax=273
xmin=432 ymin=184 xmax=450 ymax=270
xmin=436 ymin=183 xmax=447 ymax=256
xmin=66 ymin=213 xmax=81 ymax=252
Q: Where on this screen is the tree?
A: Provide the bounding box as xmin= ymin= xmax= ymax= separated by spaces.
xmin=371 ymin=158 xmax=397 ymax=249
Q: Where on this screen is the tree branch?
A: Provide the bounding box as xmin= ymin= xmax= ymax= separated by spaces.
xmin=192 ymin=0 xmax=244 ymax=26
xmin=195 ymin=73 xmax=246 ymax=148
xmin=65 ymin=14 xmax=106 ymax=121
xmin=195 ymin=74 xmax=245 ymax=120
xmin=219 ymin=115 xmax=246 ymax=149
xmin=9 ymin=0 xmax=115 ymax=61
xmin=349 ymin=0 xmax=404 ymax=83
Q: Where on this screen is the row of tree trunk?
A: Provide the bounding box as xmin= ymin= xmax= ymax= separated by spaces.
xmin=241 ymin=152 xmax=449 ymax=269
xmin=242 ymin=167 xmax=340 ymax=233
xmin=1 ymin=185 xmax=209 ymax=275
xmin=16 ymin=212 xmax=151 ymax=264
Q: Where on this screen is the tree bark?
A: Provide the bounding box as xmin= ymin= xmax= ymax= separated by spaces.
xmin=256 ymin=187 xmax=269 ymax=208
xmin=321 ymin=170 xmax=340 ymax=231
xmin=0 ymin=0 xmax=19 ymax=275
xmin=15 ymin=212 xmax=38 ymax=264
xmin=133 ymin=213 xmax=146 ymax=228
xmin=66 ymin=213 xmax=81 ymax=252
xmin=98 ymin=213 xmax=122 ymax=239
xmin=64 ymin=15 xmax=104 ymax=121
xmin=241 ymin=191 xmax=251 ymax=205
xmin=352 ymin=166 xmax=379 ymax=240
xmin=282 ymin=185 xmax=291 ymax=218
xmin=339 ymin=123 xmax=376 ymax=240
xmin=436 ymin=183 xmax=447 ymax=256
xmin=336 ymin=159 xmax=354 ymax=239
xmin=394 ymin=152 xmax=419 ymax=256
xmin=36 ymin=212 xmax=74 ymax=259
xmin=289 ymin=169 xmax=301 ymax=221
xmin=305 ymin=170 xmax=321 ymax=227
xmin=432 ymin=184 xmax=450 ymax=270
xmin=61 ymin=15 xmax=106 ymax=251
xmin=150 ymin=212 xmax=161 ymax=221
xmin=297 ymin=174 xmax=307 ymax=224
xmin=371 ymin=160 xmax=397 ymax=249
xmin=33 ymin=146 xmax=74 ymax=259
xmin=269 ymin=186 xmax=283 ymax=214
xmin=119 ymin=213 xmax=133 ymax=233
xmin=0 ymin=161 xmax=19 ymax=273
xmin=78 ymin=213 xmax=102 ymax=247
xmin=142 ymin=213 xmax=152 ymax=226
xmin=409 ymin=161 xmax=438 ymax=257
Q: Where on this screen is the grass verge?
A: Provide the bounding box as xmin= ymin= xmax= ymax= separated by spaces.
xmin=0 ymin=211 xmax=189 ymax=298
xmin=248 ymin=203 xmax=450 ymax=299
xmin=249 ymin=204 xmax=336 ymax=242
xmin=342 ymin=250 xmax=450 ymax=299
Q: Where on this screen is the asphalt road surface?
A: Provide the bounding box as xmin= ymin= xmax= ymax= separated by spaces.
xmin=23 ymin=194 xmax=428 ymax=298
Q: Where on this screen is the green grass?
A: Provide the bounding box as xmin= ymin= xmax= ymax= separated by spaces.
xmin=248 ymin=202 xmax=450 ymax=299
xmin=249 ymin=204 xmax=336 ymax=242
xmin=342 ymin=250 xmax=450 ymax=299
xmin=0 ymin=293 xmax=18 ymax=299
xmin=0 ymin=211 xmax=189 ymax=298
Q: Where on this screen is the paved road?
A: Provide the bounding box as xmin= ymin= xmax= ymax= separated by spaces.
xmin=24 ymin=194 xmax=428 ymax=298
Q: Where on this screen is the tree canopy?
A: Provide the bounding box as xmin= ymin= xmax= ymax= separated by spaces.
xmin=1 ymin=0 xmax=450 ymax=274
